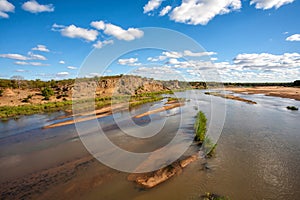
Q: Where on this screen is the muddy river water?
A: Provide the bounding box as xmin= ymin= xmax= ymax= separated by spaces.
xmin=0 ymin=90 xmax=299 ymax=199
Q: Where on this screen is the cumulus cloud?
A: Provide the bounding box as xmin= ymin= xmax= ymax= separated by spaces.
xmin=118 ymin=58 xmax=141 ymax=66
xmin=32 ymin=44 xmax=50 ymax=52
xmin=0 ymin=0 xmax=14 ymax=18
xmin=103 ymin=23 xmax=143 ymax=41
xmin=52 ymin=24 xmax=98 ymax=42
xmin=59 ymin=60 xmax=65 ymax=64
xmin=250 ymin=0 xmax=294 ymax=9
xmin=145 ymin=51 xmax=299 ymax=82
xmin=233 ymin=52 xmax=300 ymax=69
xmin=93 ymin=39 xmax=114 ymax=49
xmin=143 ymin=0 xmax=164 ymax=13
xmin=159 ymin=5 xmax=172 ymax=16
xmin=169 ymin=0 xmax=241 ymax=25
xmin=91 ymin=20 xmax=143 ymax=41
xmin=67 ymin=66 xmax=77 ymax=70
xmin=22 ymin=0 xmax=54 ymax=13
xmin=286 ymin=34 xmax=300 ymax=41
xmin=56 ymin=72 xmax=69 ymax=77
xmin=90 ymin=20 xmax=106 ymax=30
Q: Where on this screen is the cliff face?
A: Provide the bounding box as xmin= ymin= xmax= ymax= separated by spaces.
xmin=95 ymin=76 xmax=168 ymax=96
xmin=0 ymin=76 xmax=181 ymax=106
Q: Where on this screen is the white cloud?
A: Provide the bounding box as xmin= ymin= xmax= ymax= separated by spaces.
xmin=27 ymin=52 xmax=47 ymax=60
xmin=159 ymin=5 xmax=172 ymax=16
xmin=0 ymin=53 xmax=28 ymax=60
xmin=170 ymin=0 xmax=241 ymax=25
xmin=250 ymin=0 xmax=294 ymax=9
xmin=147 ymin=50 xmax=217 ymax=62
xmin=0 ymin=0 xmax=14 ymax=18
xmin=56 ymin=72 xmax=69 ymax=77
xmin=91 ymin=20 xmax=143 ymax=41
xmin=59 ymin=60 xmax=65 ymax=64
xmin=15 ymin=69 xmax=26 ymax=72
xmin=286 ymin=34 xmax=300 ymax=41
xmin=53 ymin=24 xmax=98 ymax=42
xmin=22 ymin=0 xmax=54 ymax=13
xmin=143 ymin=0 xmax=163 ymax=13
xmin=183 ymin=50 xmax=217 ymax=57
xmin=32 ymin=44 xmax=50 ymax=52
xmin=67 ymin=66 xmax=77 ymax=70
xmin=132 ymin=65 xmax=183 ymax=80
xmin=0 ymin=52 xmax=47 ymax=61
xmin=233 ymin=52 xmax=300 ymax=69
xmin=118 ymin=58 xmax=141 ymax=66
xmin=90 ymin=20 xmax=106 ymax=30
xmin=15 ymin=61 xmax=49 ymax=66
xmin=93 ymin=39 xmax=114 ymax=49
xmin=103 ymin=23 xmax=143 ymax=41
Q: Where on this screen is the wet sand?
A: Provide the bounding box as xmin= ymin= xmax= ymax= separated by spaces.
xmin=225 ymin=86 xmax=300 ymax=101
xmin=205 ymin=92 xmax=257 ymax=104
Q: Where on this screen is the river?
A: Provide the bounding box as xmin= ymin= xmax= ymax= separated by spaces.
xmin=0 ymin=90 xmax=299 ymax=199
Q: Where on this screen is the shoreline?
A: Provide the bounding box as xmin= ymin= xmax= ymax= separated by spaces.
xmin=224 ymin=86 xmax=300 ymax=101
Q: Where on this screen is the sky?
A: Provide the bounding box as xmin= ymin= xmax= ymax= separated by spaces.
xmin=0 ymin=0 xmax=300 ymax=82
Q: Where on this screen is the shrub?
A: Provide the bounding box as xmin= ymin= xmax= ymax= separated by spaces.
xmin=41 ymin=87 xmax=54 ymax=100
xmin=287 ymin=106 xmax=298 ymax=111
xmin=194 ymin=111 xmax=207 ymax=142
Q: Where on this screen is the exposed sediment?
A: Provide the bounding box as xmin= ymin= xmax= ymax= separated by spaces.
xmin=205 ymin=92 xmax=257 ymax=104
xmin=128 ymin=154 xmax=198 ymax=188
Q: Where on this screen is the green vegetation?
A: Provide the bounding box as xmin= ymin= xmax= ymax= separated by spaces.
xmin=166 ymin=97 xmax=185 ymax=102
xmin=0 ymin=101 xmax=73 ymax=119
xmin=194 ymin=111 xmax=207 ymax=142
xmin=287 ymin=106 xmax=298 ymax=111
xmin=41 ymin=87 xmax=54 ymax=100
xmin=203 ymin=138 xmax=217 ymax=158
xmin=0 ymin=89 xmax=3 ymax=97
xmin=21 ymin=95 xmax=33 ymax=103
xmin=194 ymin=111 xmax=217 ymax=158
xmin=0 ymin=91 xmax=172 ymax=119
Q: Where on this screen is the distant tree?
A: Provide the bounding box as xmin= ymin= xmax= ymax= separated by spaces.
xmin=10 ymin=75 xmax=24 ymax=89
xmin=41 ymin=87 xmax=54 ymax=100
xmin=294 ymin=80 xmax=300 ymax=86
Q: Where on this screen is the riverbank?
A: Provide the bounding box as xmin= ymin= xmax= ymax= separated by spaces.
xmin=0 ymin=91 xmax=172 ymax=120
xmin=224 ymin=86 xmax=300 ymax=101
xmin=205 ymin=92 xmax=257 ymax=104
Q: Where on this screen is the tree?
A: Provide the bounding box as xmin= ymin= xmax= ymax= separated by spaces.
xmin=41 ymin=87 xmax=54 ymax=100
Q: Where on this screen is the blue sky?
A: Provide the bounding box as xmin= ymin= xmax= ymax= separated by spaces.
xmin=0 ymin=0 xmax=299 ymax=82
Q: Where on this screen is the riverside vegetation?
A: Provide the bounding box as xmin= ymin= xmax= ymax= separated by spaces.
xmin=194 ymin=111 xmax=217 ymax=158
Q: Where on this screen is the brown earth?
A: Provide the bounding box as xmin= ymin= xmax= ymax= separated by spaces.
xmin=0 ymin=76 xmax=179 ymax=107
xmin=127 ymin=154 xmax=198 ymax=188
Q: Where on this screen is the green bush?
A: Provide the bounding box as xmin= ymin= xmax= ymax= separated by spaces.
xmin=194 ymin=111 xmax=207 ymax=142
xmin=287 ymin=106 xmax=298 ymax=111
xmin=41 ymin=87 xmax=54 ymax=100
